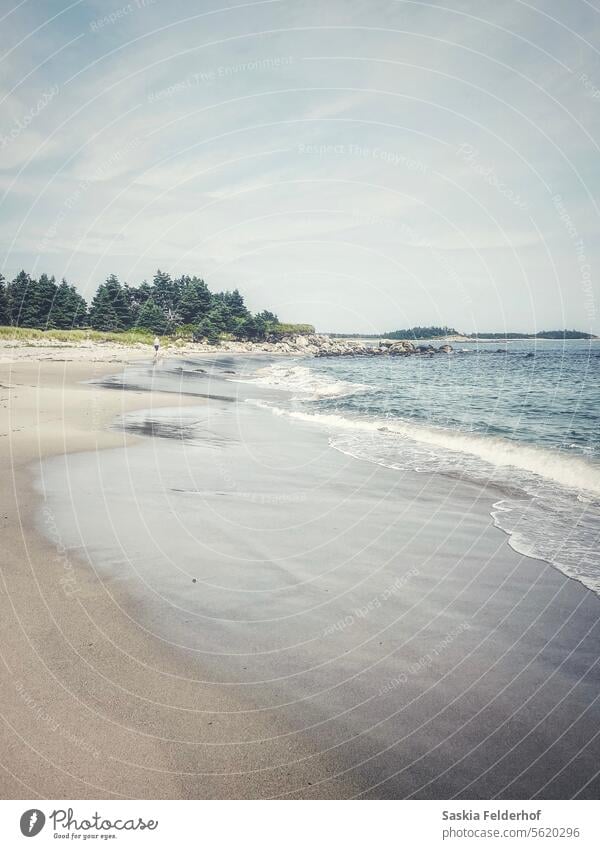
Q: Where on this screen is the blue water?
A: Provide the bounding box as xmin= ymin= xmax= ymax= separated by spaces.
xmin=246 ymin=340 xmax=600 ymax=595
xmin=310 ymin=340 xmax=599 ymax=457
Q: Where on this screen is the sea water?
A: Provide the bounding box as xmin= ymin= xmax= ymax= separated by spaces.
xmin=242 ymin=340 xmax=600 ymax=596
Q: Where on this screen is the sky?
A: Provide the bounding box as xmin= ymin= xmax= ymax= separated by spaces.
xmin=1 ymin=0 xmax=600 ymax=334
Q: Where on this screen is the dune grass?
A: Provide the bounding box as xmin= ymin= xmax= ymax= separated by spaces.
xmin=0 ymin=326 xmax=156 ymax=345
xmin=271 ymin=323 xmax=315 ymax=335
xmin=0 ymin=323 xmax=317 ymax=346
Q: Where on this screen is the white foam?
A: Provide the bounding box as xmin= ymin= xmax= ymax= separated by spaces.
xmin=491 ymin=496 xmax=600 ymax=595
xmin=236 ymin=363 xmax=369 ymax=400
xmin=250 ymin=397 xmax=600 ymax=596
xmin=252 ymin=401 xmax=600 ymax=497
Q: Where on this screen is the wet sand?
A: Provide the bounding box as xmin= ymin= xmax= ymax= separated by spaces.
xmin=1 ymin=354 xmax=599 ymax=799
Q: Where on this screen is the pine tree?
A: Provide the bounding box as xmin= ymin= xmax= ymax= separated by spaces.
xmin=136 ymin=298 xmax=167 ymax=334
xmin=34 ymin=273 xmax=58 ymax=327
xmin=256 ymin=310 xmax=278 ymax=324
xmin=151 ymin=269 xmax=176 ymax=312
xmin=88 ymin=287 xmax=120 ymax=331
xmin=70 ymin=285 xmax=88 ymax=327
xmin=103 ymin=274 xmax=132 ymax=329
xmin=8 ymin=270 xmax=34 ymax=326
xmin=207 ymin=301 xmax=234 ymax=332
xmin=178 ymin=277 xmax=211 ymax=324
xmin=172 ymin=274 xmax=188 ymax=307
xmin=234 ymin=314 xmax=267 ymax=341
xmin=49 ymin=280 xmax=87 ymax=328
xmin=48 ymin=280 xmax=71 ymax=328
xmin=0 ymin=275 xmax=10 ymax=325
xmin=150 ymin=269 xmax=181 ymax=329
xmin=193 ymin=316 xmax=220 ymax=344
xmin=125 ymin=280 xmax=152 ymax=324
xmin=224 ymin=288 xmax=249 ymax=319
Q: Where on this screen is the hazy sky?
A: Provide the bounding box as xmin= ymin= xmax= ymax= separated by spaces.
xmin=2 ymin=0 xmax=600 ymax=333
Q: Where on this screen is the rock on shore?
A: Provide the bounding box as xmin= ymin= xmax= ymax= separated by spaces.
xmin=166 ymin=333 xmax=452 ymax=357
xmin=252 ymin=335 xmax=454 ymax=357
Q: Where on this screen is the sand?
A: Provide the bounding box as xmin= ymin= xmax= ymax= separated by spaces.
xmin=0 ymin=350 xmax=355 ymax=799
xmin=1 ymin=348 xmax=599 ymax=799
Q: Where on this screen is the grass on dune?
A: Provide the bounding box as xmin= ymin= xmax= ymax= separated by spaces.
xmin=0 ymin=326 xmax=156 ymax=345
xmin=0 ymin=323 xmax=316 ymax=346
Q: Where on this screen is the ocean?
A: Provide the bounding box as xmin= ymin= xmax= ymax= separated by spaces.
xmin=242 ymin=339 xmax=600 ymax=596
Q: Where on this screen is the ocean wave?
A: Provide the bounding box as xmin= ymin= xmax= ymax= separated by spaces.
xmin=250 ymin=399 xmax=600 ymax=596
xmin=491 ymin=497 xmax=600 ymax=595
xmin=235 ymin=363 xmax=369 ymax=400
xmin=252 ymin=401 xmax=600 ymax=496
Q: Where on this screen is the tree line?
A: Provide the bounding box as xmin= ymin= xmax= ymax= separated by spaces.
xmin=330 ymin=326 xmax=460 ymax=340
xmin=467 ymin=330 xmax=596 ymax=339
xmin=384 ymin=325 xmax=459 ymax=340
xmin=0 ymin=269 xmax=281 ymax=342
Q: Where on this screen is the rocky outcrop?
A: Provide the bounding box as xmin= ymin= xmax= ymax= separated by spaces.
xmin=178 ymin=334 xmax=453 ymax=357
xmin=309 ymin=336 xmax=452 ymax=358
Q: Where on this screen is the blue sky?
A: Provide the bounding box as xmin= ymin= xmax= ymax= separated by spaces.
xmin=1 ymin=0 xmax=599 ymax=333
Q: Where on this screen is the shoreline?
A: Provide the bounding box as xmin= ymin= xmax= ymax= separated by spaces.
xmin=1 ymin=351 xmax=599 ymax=799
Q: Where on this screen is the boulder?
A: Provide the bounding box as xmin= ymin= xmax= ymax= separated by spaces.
xmin=388 ymin=341 xmax=411 ymax=355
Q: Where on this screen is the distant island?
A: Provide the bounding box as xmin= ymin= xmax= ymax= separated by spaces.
xmin=464 ymin=330 xmax=597 ymax=340
xmin=330 ymin=326 xmax=597 ymax=340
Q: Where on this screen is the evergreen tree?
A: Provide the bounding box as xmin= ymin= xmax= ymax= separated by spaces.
xmin=226 ymin=288 xmax=248 ymax=318
xmin=178 ymin=276 xmax=211 ymax=324
xmin=8 ymin=270 xmax=34 ymax=326
xmin=70 ymin=285 xmax=88 ymax=327
xmin=215 ymin=289 xmax=249 ymax=320
xmin=125 ymin=280 xmax=152 ymax=324
xmin=49 ymin=280 xmax=87 ymax=328
xmin=34 ymin=273 xmax=58 ymax=327
xmin=48 ymin=279 xmax=70 ymax=328
xmin=193 ymin=316 xmax=220 ymax=344
xmin=88 ymin=287 xmax=120 ymax=331
xmin=136 ymin=298 xmax=167 ymax=334
xmin=17 ymin=277 xmax=45 ymax=328
xmin=151 ymin=269 xmax=176 ymax=312
xmin=150 ymin=269 xmax=182 ymax=328
xmin=207 ymin=301 xmax=235 ymax=332
xmin=0 ymin=275 xmax=10 ymax=325
xmin=172 ymin=274 xmax=188 ymax=307
xmin=103 ymin=274 xmax=132 ymax=329
xmin=256 ymin=310 xmax=278 ymax=324
xmin=234 ymin=314 xmax=267 ymax=341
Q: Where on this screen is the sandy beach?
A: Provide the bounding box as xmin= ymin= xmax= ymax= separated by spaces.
xmin=0 ymin=346 xmax=358 ymax=799
xmin=1 ymin=344 xmax=599 ymax=799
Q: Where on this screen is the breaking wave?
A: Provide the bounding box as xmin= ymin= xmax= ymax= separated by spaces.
xmin=233 ymin=362 xmax=369 ymax=400
xmin=249 ymin=388 xmax=600 ymax=596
